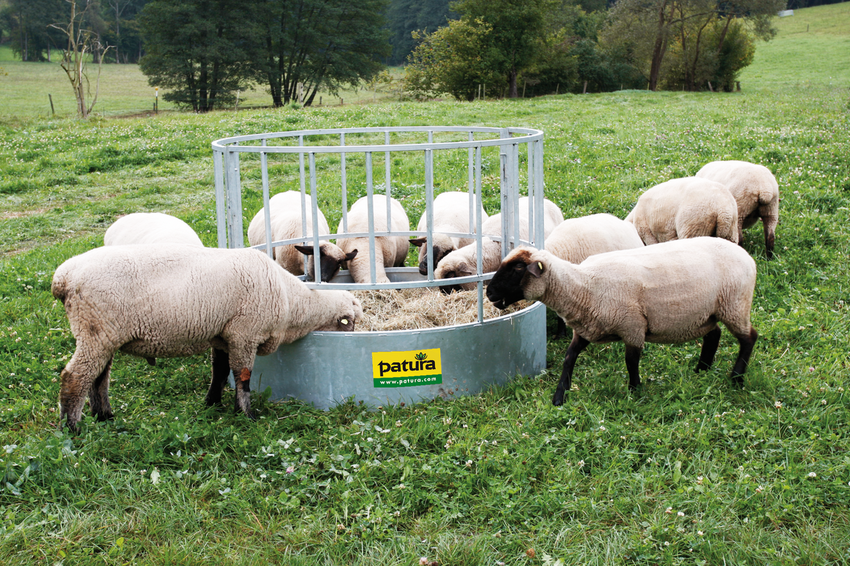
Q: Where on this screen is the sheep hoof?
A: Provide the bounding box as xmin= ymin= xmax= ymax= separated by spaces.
xmin=93 ymin=411 xmax=114 ymax=422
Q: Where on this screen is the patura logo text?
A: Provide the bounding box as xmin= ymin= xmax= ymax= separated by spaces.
xmin=371 ymin=348 xmax=442 ymax=388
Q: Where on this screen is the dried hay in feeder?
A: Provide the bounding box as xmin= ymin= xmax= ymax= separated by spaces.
xmin=352 ymin=287 xmax=532 ymax=332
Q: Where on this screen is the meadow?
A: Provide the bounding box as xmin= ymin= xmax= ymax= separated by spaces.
xmin=1 ymin=3 xmax=849 ymax=565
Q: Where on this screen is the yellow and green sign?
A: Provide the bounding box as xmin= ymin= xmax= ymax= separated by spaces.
xmin=372 ymin=348 xmax=442 ymax=388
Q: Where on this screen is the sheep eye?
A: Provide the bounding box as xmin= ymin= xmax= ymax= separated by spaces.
xmin=514 ymin=263 xmax=525 ymax=271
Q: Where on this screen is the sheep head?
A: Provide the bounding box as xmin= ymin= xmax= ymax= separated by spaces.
xmin=487 ymin=246 xmax=544 ymax=310
xmin=295 ymin=244 xmax=358 ymax=283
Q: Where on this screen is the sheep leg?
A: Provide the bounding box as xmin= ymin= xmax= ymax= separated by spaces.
xmin=696 ymin=327 xmax=722 ymax=372
xmin=552 ymin=333 xmax=590 ymax=406
xmin=59 ymin=348 xmax=111 ymax=433
xmin=624 ymin=345 xmax=642 ymax=391
xmin=762 ymin=217 xmax=777 ymax=260
xmin=205 ymin=348 xmax=230 ymax=407
xmin=234 ymin=369 xmax=255 ymax=420
xmin=88 ymin=357 xmax=114 ymax=422
xmin=730 ymin=327 xmax=758 ymax=385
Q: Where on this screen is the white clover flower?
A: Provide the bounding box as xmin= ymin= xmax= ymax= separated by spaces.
xmin=677 ymin=511 xmax=685 ymax=517
xmin=808 ymin=472 xmax=817 ymax=478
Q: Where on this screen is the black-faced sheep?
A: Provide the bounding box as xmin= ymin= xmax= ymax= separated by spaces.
xmin=486 ymin=237 xmax=758 ymax=405
xmin=410 ymin=191 xmax=489 ymax=275
xmin=695 ymin=160 xmax=780 ymax=259
xmin=247 ymin=191 xmax=356 ymax=282
xmin=104 ymin=212 xmax=204 ymax=247
xmin=51 ymin=244 xmax=363 ymax=432
xmin=625 ymin=177 xmax=739 ymax=245
xmin=434 ymin=197 xmax=564 ymax=292
xmin=335 ymin=194 xmax=410 ymax=284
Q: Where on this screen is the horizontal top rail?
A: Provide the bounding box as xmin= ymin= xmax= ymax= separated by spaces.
xmin=212 ymin=126 xmax=543 ymax=155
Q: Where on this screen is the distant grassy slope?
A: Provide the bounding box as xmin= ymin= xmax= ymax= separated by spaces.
xmin=741 ymin=1 xmax=850 ymax=88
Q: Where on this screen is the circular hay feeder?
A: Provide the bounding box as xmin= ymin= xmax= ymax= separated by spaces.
xmin=212 ymin=126 xmax=547 ymax=409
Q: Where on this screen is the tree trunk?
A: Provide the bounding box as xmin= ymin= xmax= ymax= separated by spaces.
xmin=508 ymin=68 xmax=518 ymax=98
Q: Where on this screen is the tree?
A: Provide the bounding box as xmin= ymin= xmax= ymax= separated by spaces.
xmin=403 ymin=17 xmax=502 ymax=100
xmin=386 ymin=0 xmax=456 ymax=65
xmin=600 ymin=0 xmax=781 ymax=91
xmin=50 ymin=0 xmax=111 ymax=118
xmin=1 ymin=0 xmax=68 ymax=61
xmin=452 ymin=0 xmax=553 ymax=97
xmin=138 ymin=0 xmax=257 ymax=112
xmin=256 ymin=0 xmax=390 ymax=108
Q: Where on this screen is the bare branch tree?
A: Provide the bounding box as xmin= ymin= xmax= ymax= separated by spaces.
xmin=50 ymin=0 xmax=112 ymax=118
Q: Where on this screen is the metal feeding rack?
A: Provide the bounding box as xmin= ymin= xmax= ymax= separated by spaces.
xmin=212 ymin=126 xmax=548 ymax=409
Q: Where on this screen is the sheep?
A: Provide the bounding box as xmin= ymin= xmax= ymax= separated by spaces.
xmin=410 ymin=191 xmax=489 ymax=275
xmin=51 ymin=244 xmax=363 ymax=432
xmin=543 ymin=213 xmax=645 ymax=338
xmin=335 ymin=194 xmax=411 ymax=284
xmin=104 ymin=212 xmax=204 ymax=247
xmin=247 ymin=191 xmax=356 ymax=282
xmin=625 ymin=177 xmax=739 ymax=245
xmin=695 ymin=160 xmax=780 ymax=259
xmin=434 ymin=197 xmax=563 ymax=291
xmin=544 ymin=213 xmax=644 ymax=264
xmin=486 ymin=237 xmax=758 ymax=406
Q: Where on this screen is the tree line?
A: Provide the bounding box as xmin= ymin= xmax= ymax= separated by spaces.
xmin=1 ymin=0 xmax=794 ymax=113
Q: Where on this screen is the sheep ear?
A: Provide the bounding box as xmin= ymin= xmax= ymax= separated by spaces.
xmin=410 ymin=237 xmax=427 ymax=248
xmin=345 ymin=250 xmax=358 ymax=261
xmin=527 ymin=260 xmax=544 ymax=278
xmin=456 ymin=262 xmax=474 ymax=277
xmin=294 ymin=244 xmax=314 ymax=256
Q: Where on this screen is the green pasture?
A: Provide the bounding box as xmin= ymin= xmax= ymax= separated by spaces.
xmin=1 ymin=3 xmax=849 ymax=565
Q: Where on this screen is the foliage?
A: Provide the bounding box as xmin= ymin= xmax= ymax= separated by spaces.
xmin=385 ymin=0 xmax=457 ymax=65
xmin=138 ymin=0 xmax=257 ymax=112
xmin=0 ymin=0 xmax=69 ymax=62
xmin=403 ymin=17 xmax=503 ymax=101
xmin=664 ymin=18 xmax=756 ymax=91
xmin=600 ymin=0 xmax=784 ymax=91
xmin=255 ymin=0 xmax=391 ymax=108
xmin=452 ymin=0 xmax=553 ymax=98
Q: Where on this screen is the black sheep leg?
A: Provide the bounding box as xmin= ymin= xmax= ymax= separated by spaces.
xmin=205 ymin=348 xmax=230 ymax=407
xmin=624 ymin=345 xmax=643 ymax=391
xmin=552 ymin=332 xmax=590 ymax=406
xmin=89 ymin=357 xmax=114 ymax=421
xmin=696 ymin=327 xmax=722 ymax=372
xmin=730 ymin=327 xmax=758 ymax=385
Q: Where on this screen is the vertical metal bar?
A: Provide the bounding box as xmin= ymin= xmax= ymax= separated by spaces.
xmin=533 ymin=139 xmax=545 ymax=248
xmin=475 ymin=144 xmax=484 ymax=323
xmin=341 ymin=133 xmax=348 ymax=233
xmin=513 ymin=142 xmax=521 ymax=251
xmin=225 ymin=145 xmax=244 ymax=249
xmin=385 ymin=130 xmax=392 ymax=229
xmin=467 ymin=131 xmax=475 ymax=239
xmin=261 ymin=139 xmax=273 ymax=258
xmin=213 ymin=148 xmax=227 ymax=248
xmin=309 ymin=152 xmax=321 ymax=281
xmin=299 ymin=135 xmax=310 ymax=275
xmin=366 ymin=152 xmax=377 ymax=284
xmin=425 ymin=146 xmax=434 ymax=280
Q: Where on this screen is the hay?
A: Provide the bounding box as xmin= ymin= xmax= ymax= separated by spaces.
xmin=352 ymin=287 xmax=532 ymax=332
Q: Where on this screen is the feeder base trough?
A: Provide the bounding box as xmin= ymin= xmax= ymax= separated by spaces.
xmin=241 ymin=300 xmax=546 ymax=410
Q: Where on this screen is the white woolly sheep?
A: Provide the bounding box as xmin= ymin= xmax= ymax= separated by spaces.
xmin=543 ymin=213 xmax=645 ymax=338
xmin=104 ymin=212 xmax=204 ymax=247
xmin=410 ymin=191 xmax=489 ymax=275
xmin=695 ymin=160 xmax=780 ymax=259
xmin=336 ymin=194 xmax=411 ymax=284
xmin=486 ymin=237 xmax=758 ymax=405
xmin=434 ymin=197 xmax=563 ymax=291
xmin=625 ymin=177 xmax=739 ymax=245
xmin=247 ymin=191 xmax=356 ymax=282
xmin=52 ymin=244 xmax=363 ymax=432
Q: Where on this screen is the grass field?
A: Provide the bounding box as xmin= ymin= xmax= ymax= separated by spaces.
xmin=1 ymin=3 xmax=850 ymax=565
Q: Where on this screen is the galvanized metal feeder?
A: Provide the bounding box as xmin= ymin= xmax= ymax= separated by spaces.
xmin=212 ymin=126 xmax=548 ymax=409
